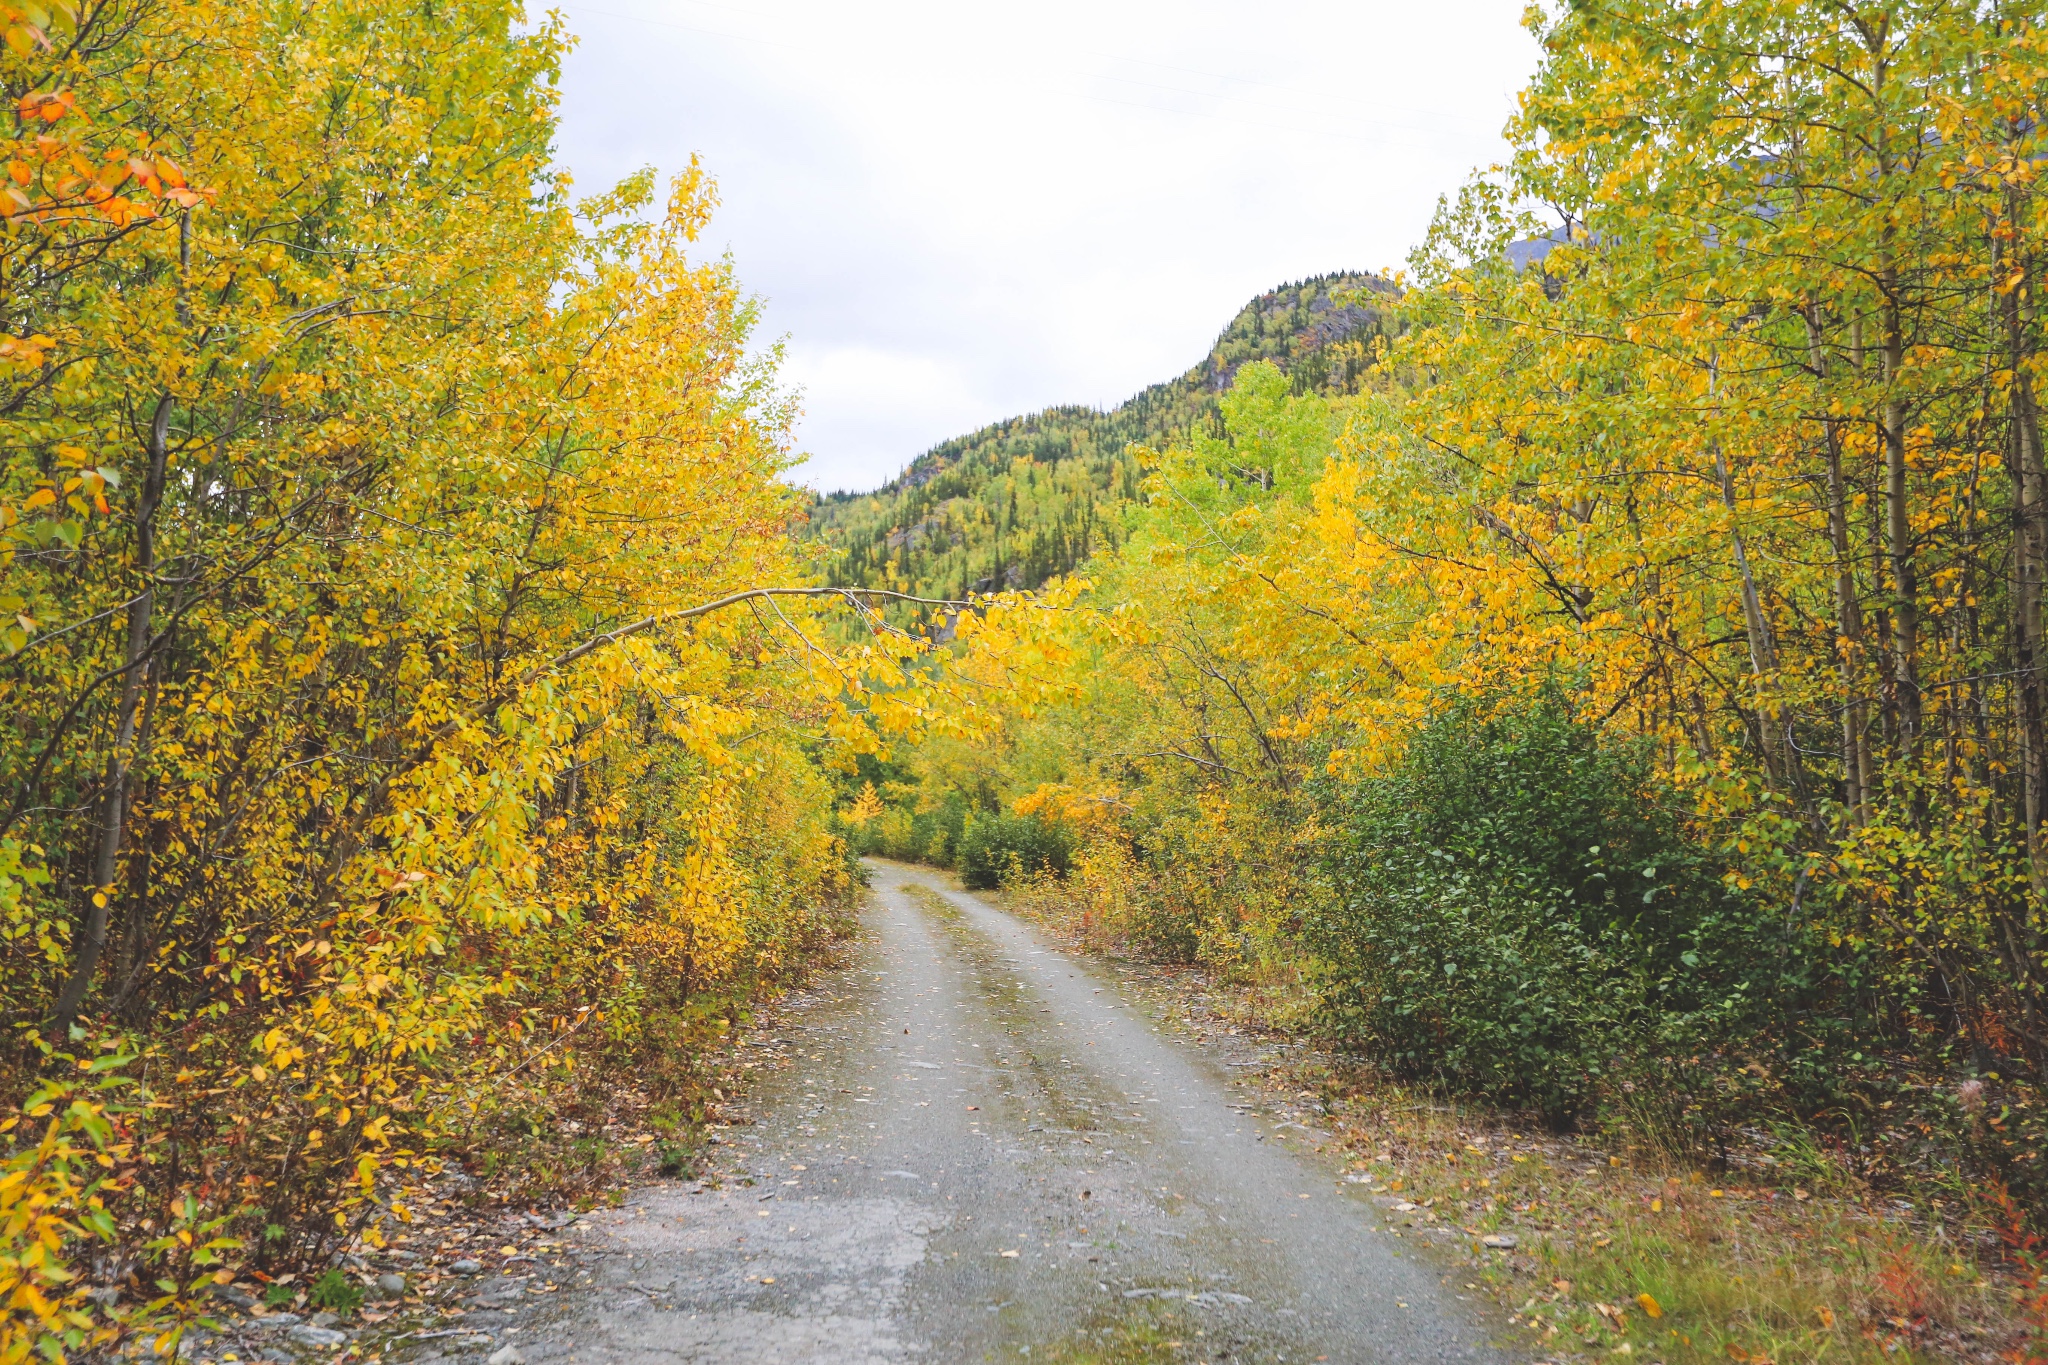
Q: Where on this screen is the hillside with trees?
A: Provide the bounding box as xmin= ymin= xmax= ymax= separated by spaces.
xmin=803 ymin=272 xmax=1392 ymax=599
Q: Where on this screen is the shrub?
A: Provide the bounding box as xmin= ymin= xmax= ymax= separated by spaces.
xmin=1005 ymin=837 xmax=1203 ymax=961
xmin=852 ymin=792 xmax=970 ymax=867
xmin=1309 ymin=688 xmax=1801 ymax=1128
xmin=958 ymin=814 xmax=1075 ymax=890
xmin=309 ymin=1268 xmax=364 ymax=1315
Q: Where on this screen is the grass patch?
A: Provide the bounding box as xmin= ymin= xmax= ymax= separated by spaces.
xmin=1319 ymin=1097 xmax=2009 ymax=1363
xmin=1031 ymin=1297 xmax=1249 ymax=1364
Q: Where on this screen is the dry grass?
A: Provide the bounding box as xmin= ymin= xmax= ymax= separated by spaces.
xmin=1313 ymin=1082 xmax=2021 ymax=1365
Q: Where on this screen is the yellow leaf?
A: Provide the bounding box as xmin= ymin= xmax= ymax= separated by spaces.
xmin=1636 ymin=1292 xmax=1662 ymax=1318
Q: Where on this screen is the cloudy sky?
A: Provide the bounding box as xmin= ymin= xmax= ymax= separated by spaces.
xmin=548 ymin=0 xmax=1541 ymax=493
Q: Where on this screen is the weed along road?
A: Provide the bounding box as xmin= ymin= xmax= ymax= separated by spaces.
xmin=504 ymin=862 xmax=1512 ymax=1364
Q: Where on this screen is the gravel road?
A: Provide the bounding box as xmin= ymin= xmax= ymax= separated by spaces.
xmin=490 ymin=861 xmax=1514 ymax=1364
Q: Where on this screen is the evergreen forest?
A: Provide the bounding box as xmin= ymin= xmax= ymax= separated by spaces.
xmin=803 ymin=272 xmax=1390 ymax=600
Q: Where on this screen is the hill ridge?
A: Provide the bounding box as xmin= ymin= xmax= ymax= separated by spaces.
xmin=804 ymin=270 xmax=1392 ymax=599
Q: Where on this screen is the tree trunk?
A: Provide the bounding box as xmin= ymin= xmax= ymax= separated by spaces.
xmin=1882 ymin=285 xmax=1920 ymax=748
xmin=1807 ymin=306 xmax=1870 ymax=825
xmin=2006 ymin=185 xmax=2048 ymax=891
xmin=50 ymin=393 xmax=173 ymax=1029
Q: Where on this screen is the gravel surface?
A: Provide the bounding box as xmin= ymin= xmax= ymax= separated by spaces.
xmin=474 ymin=861 xmax=1515 ymax=1364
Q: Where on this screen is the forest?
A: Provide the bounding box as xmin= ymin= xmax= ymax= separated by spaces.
xmin=2 ymin=0 xmax=2046 ymax=1359
xmin=0 ymin=0 xmax=1063 ymax=1357
xmin=841 ymin=0 xmax=2048 ymax=1259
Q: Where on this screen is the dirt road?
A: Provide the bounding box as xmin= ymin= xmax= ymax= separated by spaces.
xmin=492 ymin=862 xmax=1514 ymax=1363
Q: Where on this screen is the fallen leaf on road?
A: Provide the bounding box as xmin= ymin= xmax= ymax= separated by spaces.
xmin=1000 ymin=1249 xmax=1020 ymax=1258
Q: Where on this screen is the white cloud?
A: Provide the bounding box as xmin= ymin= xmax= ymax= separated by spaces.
xmin=778 ymin=343 xmax=992 ymax=493
xmin=550 ymin=0 xmax=1540 ymax=491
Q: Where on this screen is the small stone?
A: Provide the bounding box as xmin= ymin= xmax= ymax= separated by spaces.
xmin=256 ymin=1313 xmax=302 ymax=1328
xmin=1479 ymin=1233 xmax=1518 ymax=1250
xmin=287 ymin=1325 xmax=348 ymax=1348
xmin=375 ymin=1273 xmax=408 ymax=1298
xmin=451 ymin=1260 xmax=483 ymax=1275
xmin=487 ymin=1348 xmax=526 ymax=1365
xmin=212 ymin=1284 xmax=258 ymax=1311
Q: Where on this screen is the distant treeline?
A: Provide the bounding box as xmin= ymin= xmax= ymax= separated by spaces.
xmin=803 ymin=272 xmax=1392 ymax=600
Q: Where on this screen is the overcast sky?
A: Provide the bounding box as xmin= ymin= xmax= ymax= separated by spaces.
xmin=548 ymin=0 xmax=1541 ymax=493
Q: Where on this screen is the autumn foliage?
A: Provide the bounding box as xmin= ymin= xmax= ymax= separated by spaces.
xmin=854 ymin=0 xmax=2048 ymax=1224
xmin=0 ymin=0 xmax=1070 ymax=1357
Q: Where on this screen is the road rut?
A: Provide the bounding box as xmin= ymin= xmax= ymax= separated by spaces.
xmin=495 ymin=861 xmax=1513 ymax=1364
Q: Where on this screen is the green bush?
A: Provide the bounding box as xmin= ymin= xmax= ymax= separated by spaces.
xmin=847 ymin=791 xmax=970 ymax=867
xmin=958 ymin=814 xmax=1074 ymax=890
xmin=1309 ymin=688 xmax=1801 ymax=1127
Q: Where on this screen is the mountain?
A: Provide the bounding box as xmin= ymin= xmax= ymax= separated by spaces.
xmin=801 ymin=271 xmax=1393 ymax=601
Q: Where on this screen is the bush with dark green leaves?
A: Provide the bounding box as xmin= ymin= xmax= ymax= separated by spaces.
xmin=958 ymin=814 xmax=1074 ymax=890
xmin=1308 ymin=689 xmax=1805 ymax=1128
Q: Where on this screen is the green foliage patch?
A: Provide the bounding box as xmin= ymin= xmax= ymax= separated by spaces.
xmin=958 ymin=814 xmax=1076 ymax=890
xmin=1310 ymin=689 xmax=1812 ymax=1129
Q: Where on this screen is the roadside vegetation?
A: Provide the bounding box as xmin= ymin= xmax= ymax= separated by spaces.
xmin=842 ymin=1 xmax=2048 ymax=1358
xmin=9 ymin=0 xmax=2047 ymax=1361
xmin=1002 ymin=910 xmax=2036 ymax=1365
xmin=0 ymin=1 xmax=1062 ymax=1358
